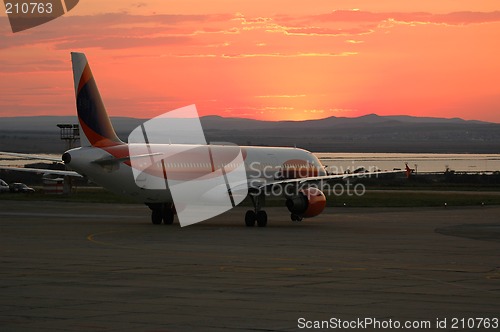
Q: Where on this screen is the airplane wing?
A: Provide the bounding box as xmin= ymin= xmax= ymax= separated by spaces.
xmin=0 ymin=151 xmax=62 ymax=162
xmin=0 ymin=166 xmax=82 ymax=177
xmin=0 ymin=150 xmax=162 ymax=176
xmin=0 ymin=151 xmax=82 ymax=177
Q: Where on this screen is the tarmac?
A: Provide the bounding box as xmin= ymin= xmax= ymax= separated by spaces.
xmin=0 ymin=200 xmax=499 ymax=331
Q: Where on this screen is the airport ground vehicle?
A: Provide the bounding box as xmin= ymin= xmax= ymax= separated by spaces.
xmin=9 ymin=182 xmax=35 ymax=193
xmin=0 ymin=179 xmax=9 ymax=193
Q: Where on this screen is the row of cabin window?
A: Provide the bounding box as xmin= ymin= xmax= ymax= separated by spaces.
xmin=152 ymin=162 xmax=243 ymax=169
xmin=140 ymin=162 xmax=317 ymax=169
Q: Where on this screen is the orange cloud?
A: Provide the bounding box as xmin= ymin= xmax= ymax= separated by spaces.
xmin=1 ymin=5 xmax=500 ymax=123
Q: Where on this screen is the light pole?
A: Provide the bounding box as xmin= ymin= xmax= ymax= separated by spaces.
xmin=57 ymin=124 xmax=80 ymax=194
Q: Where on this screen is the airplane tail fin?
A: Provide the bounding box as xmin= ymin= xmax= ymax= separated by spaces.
xmin=71 ymin=52 xmax=123 ymax=148
xmin=405 ymin=163 xmax=413 ymax=178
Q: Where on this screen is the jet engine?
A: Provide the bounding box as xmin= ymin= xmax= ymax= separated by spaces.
xmin=286 ymin=187 xmax=326 ymax=220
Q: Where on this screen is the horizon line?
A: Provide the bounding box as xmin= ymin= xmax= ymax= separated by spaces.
xmin=0 ymin=113 xmax=496 ymax=124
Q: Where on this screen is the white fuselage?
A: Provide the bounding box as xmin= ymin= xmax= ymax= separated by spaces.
xmin=66 ymin=144 xmax=325 ymax=204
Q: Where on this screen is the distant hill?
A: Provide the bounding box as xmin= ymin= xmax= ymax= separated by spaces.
xmin=0 ymin=114 xmax=499 ymax=153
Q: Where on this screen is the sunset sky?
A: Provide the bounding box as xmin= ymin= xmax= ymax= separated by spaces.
xmin=1 ymin=1 xmax=500 ymax=122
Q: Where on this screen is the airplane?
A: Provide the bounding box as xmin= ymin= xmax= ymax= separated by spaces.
xmin=0 ymin=52 xmax=406 ymax=227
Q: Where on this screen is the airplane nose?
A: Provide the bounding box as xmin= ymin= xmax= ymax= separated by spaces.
xmin=62 ymin=152 xmax=71 ymax=164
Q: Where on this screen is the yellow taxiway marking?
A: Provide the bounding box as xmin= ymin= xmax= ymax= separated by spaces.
xmin=86 ymin=230 xmax=140 ymax=250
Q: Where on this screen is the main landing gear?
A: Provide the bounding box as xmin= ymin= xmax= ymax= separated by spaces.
xmin=147 ymin=203 xmax=175 ymax=225
xmin=245 ymin=193 xmax=267 ymax=227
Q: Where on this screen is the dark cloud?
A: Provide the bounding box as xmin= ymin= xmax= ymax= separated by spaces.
xmin=132 ymin=2 xmax=148 ymax=8
xmin=268 ymin=10 xmax=500 ymax=38
xmin=0 ymin=13 xmax=232 ymax=50
xmin=0 ymin=59 xmax=67 ymax=73
xmin=280 ymin=10 xmax=500 ymax=26
xmin=1 ymin=10 xmax=499 ymax=56
xmin=280 ymin=26 xmax=375 ymax=36
xmin=55 ymin=35 xmax=191 ymax=50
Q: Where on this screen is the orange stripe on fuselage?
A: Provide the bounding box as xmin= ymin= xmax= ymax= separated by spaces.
xmin=281 ymin=159 xmax=322 ymax=178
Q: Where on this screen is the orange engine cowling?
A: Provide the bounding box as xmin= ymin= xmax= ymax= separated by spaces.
xmin=285 ymin=187 xmax=326 ymax=218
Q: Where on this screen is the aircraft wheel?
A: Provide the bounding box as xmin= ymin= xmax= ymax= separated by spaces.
xmin=245 ymin=210 xmax=256 ymax=227
xmin=151 ymin=209 xmax=163 ymax=225
xmin=163 ymin=208 xmax=174 ymax=225
xmin=256 ymin=211 xmax=268 ymax=227
xmin=290 ymin=213 xmax=303 ymax=222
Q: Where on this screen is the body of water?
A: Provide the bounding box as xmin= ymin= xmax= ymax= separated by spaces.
xmin=2 ymin=153 xmax=500 ymax=174
xmin=316 ymin=153 xmax=500 ymax=174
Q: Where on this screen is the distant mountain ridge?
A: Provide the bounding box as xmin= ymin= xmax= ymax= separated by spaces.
xmin=200 ymin=114 xmax=489 ymax=130
xmin=0 ymin=113 xmax=492 ymax=132
xmin=0 ymin=114 xmax=499 ymax=153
